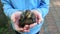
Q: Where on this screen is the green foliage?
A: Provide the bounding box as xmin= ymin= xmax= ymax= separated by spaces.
xmin=0 ymin=1 xmax=15 ymax=34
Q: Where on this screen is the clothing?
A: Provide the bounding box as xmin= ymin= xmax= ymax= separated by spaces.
xmin=11 ymin=21 xmax=44 ymax=34
xmin=15 ymin=31 xmax=40 ymax=34
xmin=1 ymin=0 xmax=49 ymax=34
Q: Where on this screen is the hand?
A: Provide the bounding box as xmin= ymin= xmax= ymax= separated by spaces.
xmin=29 ymin=10 xmax=43 ymax=28
xmin=11 ymin=11 xmax=30 ymax=32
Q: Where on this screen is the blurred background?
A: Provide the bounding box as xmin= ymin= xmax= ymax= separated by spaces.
xmin=0 ymin=0 xmax=60 ymax=34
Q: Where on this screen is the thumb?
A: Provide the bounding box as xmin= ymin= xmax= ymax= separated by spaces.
xmin=11 ymin=11 xmax=22 ymax=23
xmin=14 ymin=23 xmax=24 ymax=32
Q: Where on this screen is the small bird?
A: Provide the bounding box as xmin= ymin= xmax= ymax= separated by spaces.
xmin=19 ymin=10 xmax=36 ymax=28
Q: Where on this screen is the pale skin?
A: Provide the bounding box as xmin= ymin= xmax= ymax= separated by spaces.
xmin=11 ymin=10 xmax=43 ymax=32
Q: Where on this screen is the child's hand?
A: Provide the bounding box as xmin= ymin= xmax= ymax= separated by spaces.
xmin=29 ymin=10 xmax=43 ymax=28
xmin=10 ymin=10 xmax=43 ymax=32
xmin=11 ymin=11 xmax=30 ymax=32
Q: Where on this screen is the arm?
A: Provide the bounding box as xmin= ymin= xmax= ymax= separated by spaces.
xmin=1 ymin=0 xmax=19 ymax=18
xmin=36 ymin=0 xmax=50 ymax=18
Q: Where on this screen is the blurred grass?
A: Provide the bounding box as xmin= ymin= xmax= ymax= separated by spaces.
xmin=0 ymin=1 xmax=15 ymax=34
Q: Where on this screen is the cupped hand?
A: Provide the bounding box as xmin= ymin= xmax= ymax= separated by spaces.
xmin=29 ymin=10 xmax=43 ymax=28
xmin=11 ymin=11 xmax=30 ymax=32
xmin=10 ymin=10 xmax=43 ymax=32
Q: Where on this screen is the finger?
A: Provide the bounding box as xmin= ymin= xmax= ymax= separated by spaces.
xmin=14 ymin=12 xmax=22 ymax=22
xmin=14 ymin=24 xmax=24 ymax=32
xmin=38 ymin=16 xmax=43 ymax=24
xmin=23 ymin=29 xmax=30 ymax=32
xmin=23 ymin=25 xmax=30 ymax=32
xmin=24 ymin=25 xmax=30 ymax=30
xmin=37 ymin=14 xmax=41 ymax=24
xmin=17 ymin=28 xmax=24 ymax=32
xmin=11 ymin=12 xmax=22 ymax=23
xmin=24 ymin=25 xmax=29 ymax=28
xmin=30 ymin=23 xmax=37 ymax=28
xmin=36 ymin=13 xmax=43 ymax=24
xmin=11 ymin=14 xmax=16 ymax=22
xmin=15 ymin=27 xmax=24 ymax=32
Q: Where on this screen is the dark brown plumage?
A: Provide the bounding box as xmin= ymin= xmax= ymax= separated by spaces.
xmin=19 ymin=10 xmax=36 ymax=28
